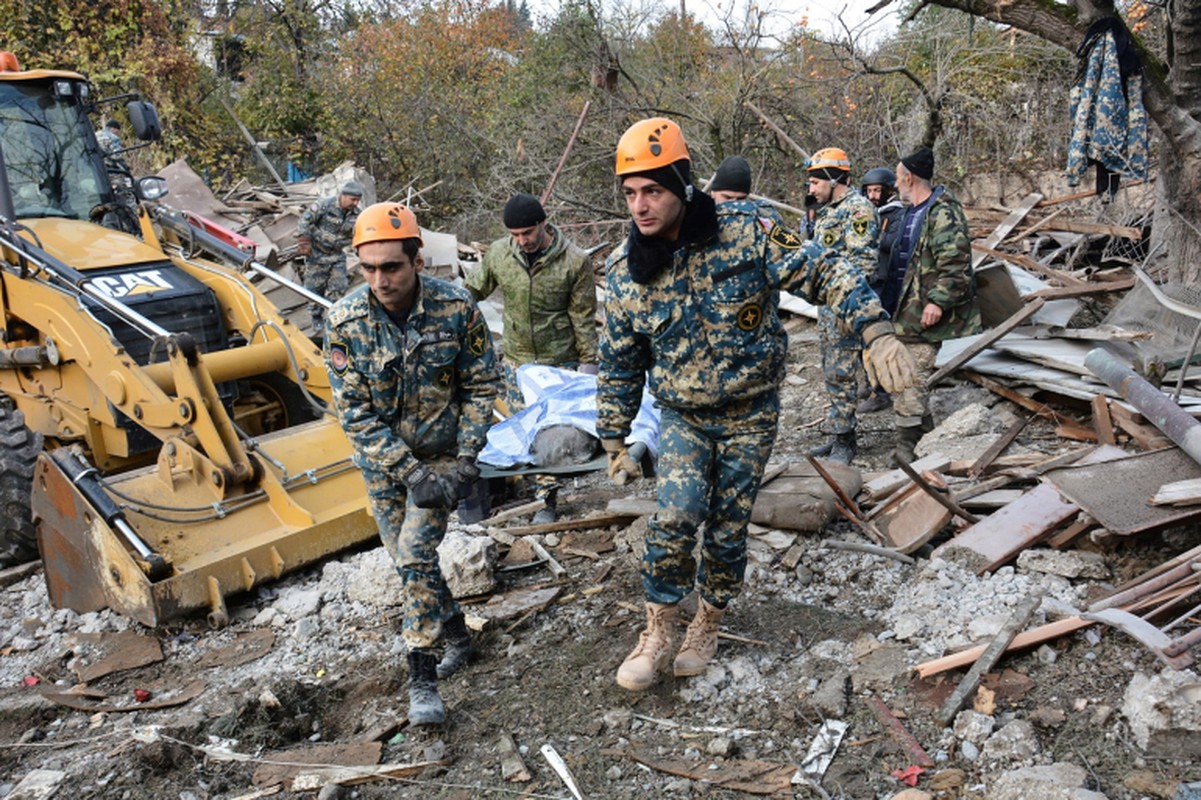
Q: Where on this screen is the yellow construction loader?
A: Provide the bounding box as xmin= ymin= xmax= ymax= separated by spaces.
xmin=0 ymin=54 xmax=375 ymax=626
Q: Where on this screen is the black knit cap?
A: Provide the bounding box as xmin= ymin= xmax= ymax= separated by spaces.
xmin=710 ymin=155 xmax=752 ymax=194
xmin=627 ymin=160 xmax=693 ymax=203
xmin=502 ymin=193 xmax=547 ymax=228
xmin=901 ymin=146 xmax=935 ymax=181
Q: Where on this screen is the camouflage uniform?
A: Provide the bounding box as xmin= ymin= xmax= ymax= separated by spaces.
xmin=299 ymin=196 xmax=359 ymax=331
xmin=598 ymin=205 xmax=890 ymax=607
xmin=891 ymin=187 xmax=982 ymax=425
xmin=95 ymin=127 xmax=122 ymax=155
xmin=466 ymin=222 xmax=597 ymax=504
xmin=324 ymin=279 xmax=499 ymax=651
xmin=812 ymin=189 xmax=879 ymax=435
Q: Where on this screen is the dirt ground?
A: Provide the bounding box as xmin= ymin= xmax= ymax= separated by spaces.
xmin=1 ymin=327 xmax=1199 ymax=800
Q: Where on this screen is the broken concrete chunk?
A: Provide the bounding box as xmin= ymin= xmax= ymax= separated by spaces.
xmin=987 ymin=762 xmax=1109 ymax=800
xmin=1121 ymin=668 xmax=1201 ymax=759
xmin=952 ymin=709 xmax=996 ymax=746
xmin=1016 ymin=548 xmax=1109 ymax=579
xmin=981 ymin=719 xmax=1040 ymax=762
xmin=437 ymin=530 xmax=498 ymax=598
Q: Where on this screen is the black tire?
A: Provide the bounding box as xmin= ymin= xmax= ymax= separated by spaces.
xmin=0 ymin=398 xmax=44 ymax=567
xmin=235 ymin=372 xmax=324 ymax=437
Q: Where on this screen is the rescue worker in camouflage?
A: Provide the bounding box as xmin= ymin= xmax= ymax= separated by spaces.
xmin=598 ymin=118 xmax=917 ymax=691
xmin=95 ymin=119 xmax=122 ymax=155
xmin=324 ymin=202 xmax=500 ymax=726
xmin=464 ymin=193 xmax=598 ymax=523
xmin=890 ymin=147 xmax=982 ymax=464
xmin=857 ymin=166 xmax=907 ymax=416
xmin=708 ymin=154 xmax=785 ymax=227
xmin=298 ymin=180 xmax=364 ymax=335
xmin=806 ymin=148 xmax=880 ymax=463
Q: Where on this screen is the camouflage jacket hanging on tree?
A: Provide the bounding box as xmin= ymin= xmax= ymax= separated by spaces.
xmin=1066 ymin=18 xmax=1149 ymax=186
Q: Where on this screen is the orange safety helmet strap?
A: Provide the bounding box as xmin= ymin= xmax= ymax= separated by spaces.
xmin=615 ymin=117 xmax=691 ymax=176
xmin=352 ymin=203 xmax=424 ymax=249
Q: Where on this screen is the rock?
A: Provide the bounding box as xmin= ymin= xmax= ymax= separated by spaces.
xmin=967 ymin=614 xmax=1008 ymax=642
xmin=343 ymin=549 xmax=405 ymax=607
xmin=988 ymin=762 xmax=1109 ymax=800
xmin=1017 ymin=549 xmax=1109 ymax=579
xmin=982 ymin=719 xmax=1040 ymax=762
xmin=889 ymin=790 xmax=933 ymax=800
xmin=928 ymin=768 xmax=966 ymax=791
xmin=918 ymin=402 xmax=1014 ymax=462
xmin=706 ymin=736 xmax=733 ymax=757
xmin=810 ymin=670 xmax=849 ymax=718
xmin=437 ymin=530 xmax=497 ymax=598
xmin=851 ymin=642 xmax=910 ymax=691
xmin=952 ymin=709 xmax=995 ymax=746
xmin=1029 ymin=706 xmax=1067 ymax=728
xmin=1123 ymin=769 xmax=1180 ymax=799
xmin=274 ymin=588 xmax=322 ymax=620
xmin=1121 ymin=668 xmax=1201 ymax=758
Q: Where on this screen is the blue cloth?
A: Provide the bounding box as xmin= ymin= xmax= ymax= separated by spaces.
xmin=480 ymin=364 xmax=659 ymax=469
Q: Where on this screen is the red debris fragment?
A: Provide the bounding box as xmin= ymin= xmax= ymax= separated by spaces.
xmin=22 ymin=675 xmax=39 ymax=687
xmin=133 ymin=688 xmax=152 ymax=702
xmin=891 ymin=765 xmax=926 ymax=786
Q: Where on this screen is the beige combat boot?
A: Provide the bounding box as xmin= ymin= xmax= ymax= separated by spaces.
xmin=673 ymin=598 xmax=725 ymax=677
xmin=616 ymin=602 xmax=677 ymax=690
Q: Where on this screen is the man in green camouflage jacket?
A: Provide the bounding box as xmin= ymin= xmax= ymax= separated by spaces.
xmin=465 ymin=193 xmax=598 ymax=522
xmin=889 ymin=147 xmax=982 ymax=464
xmin=806 ymin=147 xmax=881 ymax=464
xmin=599 ymin=118 xmax=917 ymax=692
xmin=325 ymin=202 xmax=500 ymax=726
xmin=298 ymin=180 xmax=363 ymax=334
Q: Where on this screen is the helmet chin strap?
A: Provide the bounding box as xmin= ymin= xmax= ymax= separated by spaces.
xmin=670 ymin=162 xmax=694 ymax=203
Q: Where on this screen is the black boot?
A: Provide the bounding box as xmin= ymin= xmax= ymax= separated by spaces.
xmin=407 ymin=650 xmax=445 ymax=726
xmin=436 ymin=613 xmax=473 ymax=680
xmin=810 ymin=431 xmax=857 ymax=464
xmin=893 ymin=415 xmax=933 ymax=466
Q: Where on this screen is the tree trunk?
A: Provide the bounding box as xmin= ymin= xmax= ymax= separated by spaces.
xmin=920 ymin=0 xmax=1201 ymax=283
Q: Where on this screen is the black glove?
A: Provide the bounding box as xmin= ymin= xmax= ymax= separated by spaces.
xmin=404 ymin=464 xmax=455 ymax=509
xmin=453 ymin=456 xmax=481 ymax=501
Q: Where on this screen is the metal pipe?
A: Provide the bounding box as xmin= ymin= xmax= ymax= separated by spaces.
xmin=1084 ymin=347 xmax=1201 ymax=468
xmin=141 ymin=338 xmax=290 ymax=392
xmin=0 ymin=346 xmax=48 ymax=368
xmin=154 ymin=207 xmax=332 ymax=308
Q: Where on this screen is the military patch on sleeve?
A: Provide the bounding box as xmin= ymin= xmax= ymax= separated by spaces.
xmin=328 ymin=341 xmax=350 ymax=375
xmin=768 ymin=225 xmax=802 ymax=250
xmin=821 ymin=230 xmax=837 ymax=248
xmin=436 ymin=365 xmax=455 ymax=389
xmin=851 ymin=214 xmax=870 ymax=238
xmin=467 ymin=321 xmax=488 ymax=357
xmin=737 ymin=303 xmax=763 ymax=331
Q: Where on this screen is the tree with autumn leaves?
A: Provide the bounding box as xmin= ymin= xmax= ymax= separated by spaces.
xmin=3 ymin=0 xmax=1193 ymax=279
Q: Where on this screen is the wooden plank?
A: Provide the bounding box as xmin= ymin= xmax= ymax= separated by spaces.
xmin=959 ymin=489 xmax=1027 ymax=510
xmin=971 ymin=244 xmax=1087 ymax=288
xmin=500 ymin=512 xmax=638 ymax=538
xmin=527 ymin=539 xmax=565 ymax=578
xmin=1150 ymin=477 xmax=1201 ymax=506
xmin=480 ymin=500 xmax=545 ymax=527
xmin=927 ymin=298 xmax=1046 ymax=388
xmin=1092 ymin=395 xmax=1116 ymax=445
xmin=1026 ymin=276 xmax=1136 ymax=300
xmin=971 ymin=193 xmax=1044 ymax=268
xmin=864 ymin=696 xmax=935 ymax=768
xmin=1108 ymin=404 xmax=1172 ymax=450
xmin=915 ymin=616 xmax=1094 ymax=678
xmin=862 ymin=453 xmax=952 ymax=502
xmin=497 ymin=732 xmax=532 ymax=782
xmin=932 ymin=482 xmax=1079 ymax=574
xmin=938 ymin=592 xmax=1044 ymax=724
xmin=961 ymin=370 xmax=1093 ymax=436
xmin=1039 ymin=220 xmax=1142 ymax=239
xmin=968 ymin=414 xmax=1031 ymax=477
xmin=1046 ymin=514 xmax=1097 ymax=549
xmin=875 ymin=477 xmax=953 ymax=554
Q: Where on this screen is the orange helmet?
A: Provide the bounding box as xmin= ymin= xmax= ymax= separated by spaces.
xmin=807 ymin=147 xmax=851 ymax=173
xmin=352 ymin=203 xmax=423 ymax=249
xmin=615 ymin=117 xmax=691 ymax=176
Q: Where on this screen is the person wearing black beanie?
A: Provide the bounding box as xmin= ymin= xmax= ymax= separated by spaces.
xmin=709 ymin=155 xmax=752 ymax=202
xmin=463 ymin=192 xmax=600 ymax=524
xmin=885 ymin=144 xmax=982 ymax=465
xmin=599 ymin=117 xmax=918 ymax=693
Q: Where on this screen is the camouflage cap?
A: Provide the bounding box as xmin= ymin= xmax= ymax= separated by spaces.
xmin=340 ymin=180 xmax=365 ymax=198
